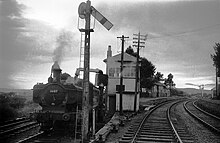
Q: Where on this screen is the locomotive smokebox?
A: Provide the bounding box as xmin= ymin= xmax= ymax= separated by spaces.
xmin=51 ymin=61 xmax=62 ymax=83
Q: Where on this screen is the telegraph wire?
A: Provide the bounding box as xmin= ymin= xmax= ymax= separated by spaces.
xmin=148 ymin=23 xmax=220 ymax=40
xmin=116 ymin=23 xmax=220 ymax=53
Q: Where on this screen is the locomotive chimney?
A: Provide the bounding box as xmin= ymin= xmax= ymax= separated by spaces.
xmin=51 ymin=61 xmax=62 ymax=83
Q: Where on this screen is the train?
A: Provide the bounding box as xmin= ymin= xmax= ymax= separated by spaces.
xmin=31 ymin=61 xmax=106 ymax=137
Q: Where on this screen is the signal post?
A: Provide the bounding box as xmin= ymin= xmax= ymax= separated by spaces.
xmin=79 ymin=1 xmax=92 ymax=142
xmin=78 ymin=1 xmax=113 ymax=142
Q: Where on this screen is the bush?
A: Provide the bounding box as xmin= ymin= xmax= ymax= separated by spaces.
xmin=9 ymin=95 xmax=26 ymax=109
xmin=170 ymin=88 xmax=185 ymax=96
xmin=20 ymin=100 xmax=41 ymax=117
xmin=140 ymin=92 xmax=150 ymax=98
xmin=0 ymin=92 xmax=26 ymax=123
xmin=0 ymin=104 xmax=18 ymax=122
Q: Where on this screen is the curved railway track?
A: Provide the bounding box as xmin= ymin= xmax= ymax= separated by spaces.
xmin=194 ymin=100 xmax=220 ymax=121
xmin=184 ymin=100 xmax=220 ymax=134
xmin=119 ymin=100 xmax=194 ymax=143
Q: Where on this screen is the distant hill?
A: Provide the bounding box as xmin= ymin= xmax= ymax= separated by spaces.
xmin=0 ymin=88 xmax=31 ymax=93
xmin=177 ymin=88 xmax=212 ymax=95
xmin=0 ymin=88 xmax=33 ymax=101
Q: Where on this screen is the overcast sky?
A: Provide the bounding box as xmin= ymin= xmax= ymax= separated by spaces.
xmin=0 ymin=0 xmax=219 ymax=89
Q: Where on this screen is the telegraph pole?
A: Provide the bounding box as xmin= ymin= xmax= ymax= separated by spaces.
xmin=117 ymin=35 xmax=129 ymax=115
xmin=217 ymin=67 xmax=220 ymax=98
xmin=133 ymin=32 xmax=147 ymax=112
xmin=216 ymin=67 xmax=217 ymax=98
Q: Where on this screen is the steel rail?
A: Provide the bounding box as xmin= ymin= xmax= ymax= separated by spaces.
xmin=130 ymin=101 xmax=169 ymax=143
xmin=130 ymin=100 xmax=181 ymax=143
xmin=0 ymin=118 xmax=30 ymax=130
xmin=167 ymin=100 xmax=183 ymax=143
xmin=0 ymin=122 xmax=39 ymax=136
xmin=16 ymin=131 xmax=44 ymax=143
xmin=193 ymin=100 xmax=220 ymax=120
xmin=0 ymin=117 xmax=26 ymax=125
xmin=184 ymin=100 xmax=220 ymax=134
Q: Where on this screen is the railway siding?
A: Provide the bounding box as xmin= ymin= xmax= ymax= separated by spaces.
xmin=195 ymin=99 xmax=220 ymax=118
xmin=0 ymin=119 xmax=40 ymax=143
xmin=184 ymin=100 xmax=220 ymax=134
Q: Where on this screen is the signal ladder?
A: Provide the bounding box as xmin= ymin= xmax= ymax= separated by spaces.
xmin=78 ymin=32 xmax=85 ymax=78
xmin=74 ymin=105 xmax=83 ymax=142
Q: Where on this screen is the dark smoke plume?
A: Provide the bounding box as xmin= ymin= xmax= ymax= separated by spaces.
xmin=53 ymin=30 xmax=73 ymax=64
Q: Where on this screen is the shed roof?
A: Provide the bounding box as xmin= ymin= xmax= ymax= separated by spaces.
xmin=154 ymin=82 xmax=167 ymax=87
xmin=211 ymin=86 xmax=216 ymax=91
xmin=103 ymin=53 xmax=138 ymax=63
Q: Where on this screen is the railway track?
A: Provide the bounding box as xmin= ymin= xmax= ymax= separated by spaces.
xmin=0 ymin=120 xmax=39 ymax=137
xmin=17 ymin=131 xmax=78 ymax=143
xmin=0 ymin=117 xmax=27 ymax=126
xmin=16 ymin=131 xmax=44 ymax=143
xmin=184 ymin=100 xmax=220 ymax=134
xmin=0 ymin=117 xmax=30 ymax=131
xmin=0 ymin=117 xmax=40 ymax=142
xmin=194 ymin=100 xmax=220 ymax=120
xmin=119 ymin=100 xmax=194 ymax=143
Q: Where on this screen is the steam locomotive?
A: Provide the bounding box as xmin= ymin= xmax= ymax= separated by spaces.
xmin=31 ymin=61 xmax=105 ymax=136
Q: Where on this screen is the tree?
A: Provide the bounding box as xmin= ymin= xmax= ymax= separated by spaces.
xmin=125 ymin=47 xmax=156 ymax=90
xmin=125 ymin=46 xmax=135 ymax=56
xmin=170 ymin=88 xmax=185 ymax=96
xmin=211 ymin=43 xmax=220 ymax=76
xmin=154 ymin=72 xmax=164 ymax=82
xmin=140 ymin=58 xmax=156 ymax=89
xmin=164 ymin=73 xmax=175 ymax=89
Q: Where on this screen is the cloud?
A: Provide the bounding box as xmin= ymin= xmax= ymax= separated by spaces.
xmin=93 ymin=1 xmax=220 ymax=55
xmin=11 ymin=22 xmax=79 ymax=88
xmin=0 ymin=0 xmax=78 ymax=88
xmin=1 ymin=0 xmax=219 ymax=89
xmin=95 ymin=1 xmax=220 ymax=34
xmin=0 ymin=0 xmax=29 ymax=88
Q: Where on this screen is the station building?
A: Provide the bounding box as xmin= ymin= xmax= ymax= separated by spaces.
xmin=150 ymin=82 xmax=170 ymax=97
xmin=103 ymin=46 xmax=140 ymax=114
xmin=141 ymin=82 xmax=170 ymax=98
